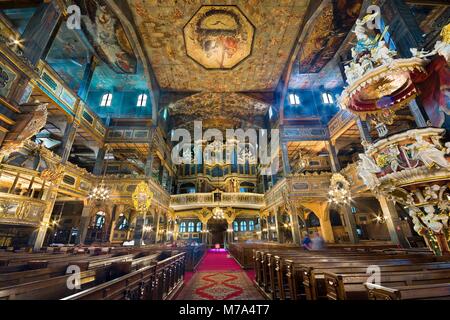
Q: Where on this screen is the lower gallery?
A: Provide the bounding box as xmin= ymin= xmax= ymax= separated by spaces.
xmin=0 ymin=0 xmax=449 ymax=306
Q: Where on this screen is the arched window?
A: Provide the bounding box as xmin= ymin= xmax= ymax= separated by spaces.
xmin=100 ymin=93 xmax=113 ymax=107
xmin=94 ymin=212 xmax=106 ymax=229
xmin=188 ymin=222 xmax=195 ymax=233
xmin=249 ymin=220 xmax=255 ymax=231
xmin=233 ymin=221 xmax=239 ymax=232
xmin=137 ymin=94 xmax=148 ymax=107
xmin=240 ymin=221 xmax=247 ymax=232
xmin=179 ymin=222 xmax=186 ymax=233
xmin=288 ymin=93 xmax=301 ymax=106
xmin=322 ymin=92 xmax=334 ymax=104
xmin=196 ymin=222 xmax=202 ymax=232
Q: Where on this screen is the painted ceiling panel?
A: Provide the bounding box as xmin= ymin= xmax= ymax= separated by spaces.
xmin=127 ymin=0 xmax=311 ymax=92
xmin=169 ymin=92 xmax=270 ymax=130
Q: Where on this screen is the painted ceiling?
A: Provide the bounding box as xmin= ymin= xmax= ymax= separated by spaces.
xmin=169 ymin=92 xmax=269 ymax=129
xmin=296 ymin=0 xmax=363 ymax=74
xmin=127 ymin=0 xmax=311 ymax=92
xmin=184 ymin=5 xmax=255 ymax=69
xmin=46 ymin=22 xmax=148 ymax=93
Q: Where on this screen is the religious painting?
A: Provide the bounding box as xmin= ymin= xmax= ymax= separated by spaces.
xmin=183 ymin=5 xmax=255 ymax=69
xmin=298 ymin=0 xmax=363 ymax=73
xmin=74 ymin=0 xmax=137 ymax=74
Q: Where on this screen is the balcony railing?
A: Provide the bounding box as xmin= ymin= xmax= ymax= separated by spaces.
xmin=0 ymin=193 xmax=47 ymax=227
xmin=170 ymin=192 xmax=265 ymax=211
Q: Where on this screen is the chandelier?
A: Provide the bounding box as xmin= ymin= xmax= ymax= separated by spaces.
xmin=88 ymin=180 xmax=110 ymax=201
xmin=88 ymin=145 xmax=112 ymax=202
xmin=212 ymin=206 xmax=225 ymax=220
xmin=328 ymin=173 xmax=352 ymax=205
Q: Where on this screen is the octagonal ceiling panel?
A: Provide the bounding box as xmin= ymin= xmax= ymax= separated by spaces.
xmin=127 ymin=0 xmax=311 ymax=92
xmin=184 ymin=5 xmax=254 ymax=70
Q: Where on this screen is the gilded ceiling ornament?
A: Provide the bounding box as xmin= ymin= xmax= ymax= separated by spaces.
xmin=132 ymin=181 xmax=153 ymax=213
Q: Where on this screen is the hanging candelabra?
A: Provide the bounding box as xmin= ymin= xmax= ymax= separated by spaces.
xmin=212 ymin=206 xmax=225 ymax=220
xmin=328 ymin=173 xmax=352 ymax=205
xmin=88 ymin=146 xmax=112 ymax=202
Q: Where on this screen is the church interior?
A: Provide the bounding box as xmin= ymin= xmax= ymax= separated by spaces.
xmin=0 ymin=0 xmax=448 ymax=302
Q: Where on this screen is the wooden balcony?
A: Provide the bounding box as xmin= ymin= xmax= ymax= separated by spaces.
xmin=170 ymin=192 xmax=265 ymax=211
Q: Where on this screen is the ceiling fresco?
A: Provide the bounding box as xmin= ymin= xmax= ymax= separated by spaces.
xmin=127 ymin=0 xmax=311 ymax=92
xmin=183 ymin=5 xmax=255 ymax=69
xmin=168 ymin=92 xmax=269 ymax=129
xmin=297 ymin=0 xmax=363 ymax=73
xmin=74 ymin=0 xmax=138 ymax=74
xmin=46 ymin=21 xmax=147 ymax=93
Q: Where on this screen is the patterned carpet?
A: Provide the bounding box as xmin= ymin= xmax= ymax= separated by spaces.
xmin=177 ymin=271 xmax=262 ymax=300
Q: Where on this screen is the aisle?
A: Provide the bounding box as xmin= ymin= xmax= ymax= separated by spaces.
xmin=176 ymin=249 xmax=263 ymax=300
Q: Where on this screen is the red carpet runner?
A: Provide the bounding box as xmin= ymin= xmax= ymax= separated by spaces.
xmin=176 ymin=250 xmax=262 ymax=300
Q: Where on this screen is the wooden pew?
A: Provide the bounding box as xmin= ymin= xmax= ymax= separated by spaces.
xmin=325 ymin=269 xmax=450 ymax=300
xmin=302 ymin=261 xmax=450 ymax=300
xmin=62 ymin=252 xmax=186 ymax=300
xmin=262 ymin=251 xmax=439 ymax=300
xmin=365 ymin=283 xmax=450 ymax=300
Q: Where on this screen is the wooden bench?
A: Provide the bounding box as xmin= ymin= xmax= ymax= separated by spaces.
xmin=365 ymin=283 xmax=450 ymax=300
xmin=302 ymin=261 xmax=450 ymax=300
xmin=325 ymin=269 xmax=450 ymax=300
xmin=62 ymin=252 xmax=186 ymax=300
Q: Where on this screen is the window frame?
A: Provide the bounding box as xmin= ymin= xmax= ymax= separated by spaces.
xmin=100 ymin=93 xmax=113 ymax=107
xmin=137 ymin=93 xmax=148 ymax=107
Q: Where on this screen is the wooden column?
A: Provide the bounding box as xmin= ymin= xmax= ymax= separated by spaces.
xmin=21 ymin=1 xmax=62 ymax=65
xmin=33 ymin=185 xmax=58 ymax=250
xmin=289 ymin=212 xmax=301 ymax=245
xmin=378 ymin=195 xmax=410 ymax=248
xmin=77 ymin=203 xmax=92 ymax=245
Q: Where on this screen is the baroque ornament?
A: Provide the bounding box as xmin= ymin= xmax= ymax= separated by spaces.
xmin=0 ymin=103 xmax=48 ymax=157
xmin=132 ymin=181 xmax=153 ymax=213
xmin=358 ymin=128 xmax=450 ymax=256
xmin=328 ymin=173 xmax=352 ymax=205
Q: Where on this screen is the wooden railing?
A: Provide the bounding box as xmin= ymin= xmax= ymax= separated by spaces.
xmin=62 ymin=252 xmax=186 ymax=300
xmin=0 ymin=193 xmax=47 ymax=227
xmin=170 ymin=192 xmax=265 ymax=210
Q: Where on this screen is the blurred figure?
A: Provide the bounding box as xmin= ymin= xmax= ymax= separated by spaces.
xmin=311 ymin=232 xmax=325 ymax=251
xmin=302 ymin=233 xmax=312 ymax=250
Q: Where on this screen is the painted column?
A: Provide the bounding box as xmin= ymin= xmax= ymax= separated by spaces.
xmin=227 ymin=222 xmax=234 ymax=244
xmin=59 ymin=122 xmax=78 ymax=164
xmin=33 ymin=185 xmax=58 ymax=250
xmin=93 ymin=147 xmax=107 ymax=176
xmin=77 ymin=56 xmax=98 ymax=101
xmin=289 ymin=213 xmax=301 ymax=245
xmin=340 ymin=205 xmax=359 ymax=244
xmin=133 ymin=212 xmax=146 ymax=247
xmin=153 ymin=210 xmax=160 ymax=244
xmin=21 ymin=2 xmax=62 ymax=65
xmin=378 ymin=195 xmax=410 ymax=248
xmin=320 ymin=217 xmax=335 ymax=243
xmin=77 ymin=203 xmax=93 ymax=245
xmin=273 ymin=209 xmax=281 ymax=243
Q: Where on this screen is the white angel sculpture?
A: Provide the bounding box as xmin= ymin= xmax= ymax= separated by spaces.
xmin=407 ymin=134 xmax=450 ymax=169
xmin=357 ymin=154 xmax=382 ymax=189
